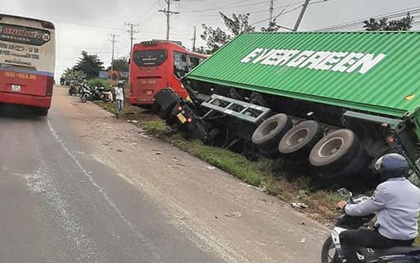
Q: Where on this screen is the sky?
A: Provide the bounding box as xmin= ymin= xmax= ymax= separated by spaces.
xmin=1 ymin=0 xmax=420 ymax=81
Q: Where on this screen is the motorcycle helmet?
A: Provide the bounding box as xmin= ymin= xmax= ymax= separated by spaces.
xmin=374 ymin=153 xmax=409 ymax=181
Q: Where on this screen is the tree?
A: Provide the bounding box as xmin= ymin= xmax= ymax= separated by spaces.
xmin=219 ymin=12 xmax=255 ymax=36
xmin=106 ymin=57 xmax=129 ymax=72
xmin=73 ymin=51 xmax=105 ymax=79
xmin=195 ymin=46 xmax=213 ymax=55
xmin=201 ymin=12 xmax=255 ymax=53
xmin=63 ymin=68 xmax=85 ymax=84
xmin=200 ymin=25 xmax=231 ymax=53
xmin=364 ymin=13 xmax=413 ymax=31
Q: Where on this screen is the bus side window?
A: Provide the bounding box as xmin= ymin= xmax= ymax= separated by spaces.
xmin=174 ymin=51 xmax=189 ymax=78
xmin=189 ymin=56 xmax=200 ymax=69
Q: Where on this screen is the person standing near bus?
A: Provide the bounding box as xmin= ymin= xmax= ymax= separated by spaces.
xmin=114 ymin=82 xmax=124 ymax=118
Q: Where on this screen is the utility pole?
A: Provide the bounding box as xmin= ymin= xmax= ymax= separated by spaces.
xmin=191 ymin=26 xmax=196 ymax=52
xmin=293 ymin=0 xmax=310 ymax=31
xmin=159 ymin=0 xmax=180 ymax=41
xmin=269 ymin=0 xmax=274 ymax=29
xmin=125 ymin=23 xmax=139 ymax=56
xmin=108 ymin=34 xmax=119 ymax=71
xmin=293 ymin=0 xmax=327 ymax=31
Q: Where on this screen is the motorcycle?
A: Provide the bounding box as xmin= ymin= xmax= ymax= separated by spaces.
xmin=79 ymin=85 xmax=93 ymax=103
xmin=92 ymin=86 xmax=112 ymax=102
xmin=321 ymin=188 xmax=420 ymax=263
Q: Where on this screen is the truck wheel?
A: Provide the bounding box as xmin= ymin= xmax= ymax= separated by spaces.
xmin=309 ymin=129 xmax=360 ymax=172
xmin=252 ymin=113 xmax=292 ymax=154
xmin=205 ymin=127 xmax=220 ymax=145
xmin=319 ymin=144 xmax=371 ymax=180
xmin=278 ymin=120 xmax=323 ymax=161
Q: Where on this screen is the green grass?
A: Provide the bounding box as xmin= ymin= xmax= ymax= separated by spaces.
xmin=171 ymin=139 xmax=267 ymax=186
xmin=141 ymin=120 xmax=169 ymax=133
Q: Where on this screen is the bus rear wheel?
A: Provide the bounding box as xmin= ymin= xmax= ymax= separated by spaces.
xmin=37 ymin=108 xmax=48 ymax=116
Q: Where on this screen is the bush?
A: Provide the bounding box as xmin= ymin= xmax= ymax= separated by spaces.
xmin=88 ymin=78 xmax=111 ymax=90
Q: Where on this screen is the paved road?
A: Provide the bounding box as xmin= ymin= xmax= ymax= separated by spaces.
xmin=0 ymin=87 xmax=329 ymax=263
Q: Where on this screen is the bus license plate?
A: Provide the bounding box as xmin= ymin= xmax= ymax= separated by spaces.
xmin=11 ymin=85 xmax=21 ymax=92
xmin=177 ymin=113 xmax=187 ymax=123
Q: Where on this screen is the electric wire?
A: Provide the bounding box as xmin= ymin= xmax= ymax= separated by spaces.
xmin=315 ymin=6 xmax=420 ymax=31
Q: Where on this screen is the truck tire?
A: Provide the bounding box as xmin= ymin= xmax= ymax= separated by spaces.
xmin=205 ymin=127 xmax=220 ymax=145
xmin=278 ymin=120 xmax=323 ymax=161
xmin=309 ymin=129 xmax=360 ymax=172
xmin=319 ymin=144 xmax=371 ymax=180
xmin=252 ymin=113 xmax=292 ymax=154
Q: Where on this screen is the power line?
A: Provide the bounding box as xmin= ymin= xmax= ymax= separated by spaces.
xmin=182 ymin=0 xmax=260 ymax=13
xmin=54 ymin=19 xmax=123 ymax=31
xmin=251 ymin=2 xmax=309 ymax=26
xmin=315 ymin=6 xmax=420 ymax=31
xmin=126 ymin=2 xmax=159 ymax=24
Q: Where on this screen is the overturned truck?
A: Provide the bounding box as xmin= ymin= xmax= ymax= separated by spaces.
xmin=153 ymin=31 xmax=420 ymax=186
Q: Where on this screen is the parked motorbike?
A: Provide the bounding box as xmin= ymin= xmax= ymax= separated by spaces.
xmin=92 ymin=86 xmax=112 ymax=102
xmin=321 ymin=188 xmax=420 ymax=263
xmin=79 ymin=86 xmax=93 ymax=103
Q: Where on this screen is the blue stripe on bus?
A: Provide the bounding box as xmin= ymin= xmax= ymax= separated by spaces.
xmin=0 ymin=67 xmax=54 ymax=77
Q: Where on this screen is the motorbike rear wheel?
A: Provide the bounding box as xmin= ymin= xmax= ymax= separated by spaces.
xmin=321 ymin=236 xmax=340 ymax=263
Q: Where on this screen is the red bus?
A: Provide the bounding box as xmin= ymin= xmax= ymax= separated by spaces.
xmin=128 ymin=40 xmax=207 ymax=108
xmin=0 ymin=14 xmax=55 ymax=116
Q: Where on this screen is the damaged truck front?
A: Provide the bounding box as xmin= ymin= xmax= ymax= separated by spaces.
xmin=152 ymin=31 xmax=420 ymax=186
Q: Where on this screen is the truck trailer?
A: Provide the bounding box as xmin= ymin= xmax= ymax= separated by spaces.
xmin=152 ymin=31 xmax=420 ymax=186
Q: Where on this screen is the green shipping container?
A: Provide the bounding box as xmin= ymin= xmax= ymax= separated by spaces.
xmin=187 ymin=32 xmax=420 ymax=119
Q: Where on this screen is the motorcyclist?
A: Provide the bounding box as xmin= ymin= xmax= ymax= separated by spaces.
xmin=337 ymin=153 xmax=420 ymax=263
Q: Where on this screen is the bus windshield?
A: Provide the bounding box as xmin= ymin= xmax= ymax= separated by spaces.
xmin=133 ymin=50 xmax=167 ymax=67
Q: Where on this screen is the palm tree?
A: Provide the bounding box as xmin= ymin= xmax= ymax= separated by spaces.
xmin=73 ymin=51 xmax=105 ymax=79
